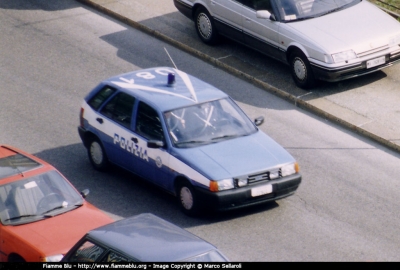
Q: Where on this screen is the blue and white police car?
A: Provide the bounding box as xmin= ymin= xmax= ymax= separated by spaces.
xmin=78 ymin=67 xmax=301 ymax=215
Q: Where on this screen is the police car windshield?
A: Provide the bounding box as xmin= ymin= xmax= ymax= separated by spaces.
xmin=164 ymin=98 xmax=257 ymax=148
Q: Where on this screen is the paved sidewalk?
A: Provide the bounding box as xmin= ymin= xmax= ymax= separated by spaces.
xmin=77 ymin=0 xmax=400 ymax=153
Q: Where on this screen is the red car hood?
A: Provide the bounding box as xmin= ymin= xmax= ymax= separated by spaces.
xmin=5 ymin=203 xmax=113 ymax=259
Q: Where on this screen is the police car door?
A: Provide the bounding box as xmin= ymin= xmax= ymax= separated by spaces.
xmin=132 ymin=101 xmax=170 ymax=189
xmin=96 ymin=91 xmax=137 ymax=170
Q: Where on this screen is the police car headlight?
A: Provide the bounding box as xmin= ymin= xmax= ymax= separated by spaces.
xmin=42 ymin=254 xmax=63 ymax=262
xmin=210 ymin=179 xmax=234 ymax=192
xmin=281 ymin=162 xmax=300 ymax=177
xmin=237 ymin=178 xmax=248 ymax=187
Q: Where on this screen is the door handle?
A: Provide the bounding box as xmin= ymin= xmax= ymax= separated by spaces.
xmin=131 ymin=137 xmax=138 ymax=143
xmin=96 ymin=118 xmax=103 ymax=124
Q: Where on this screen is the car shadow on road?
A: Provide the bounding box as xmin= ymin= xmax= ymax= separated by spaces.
xmin=98 ymin=23 xmax=389 ymax=112
xmin=33 ymin=143 xmax=283 ymax=227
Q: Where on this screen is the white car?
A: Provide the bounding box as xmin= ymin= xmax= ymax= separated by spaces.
xmin=174 ymin=0 xmax=400 ymax=88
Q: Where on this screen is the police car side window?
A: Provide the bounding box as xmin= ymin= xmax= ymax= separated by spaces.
xmin=135 ymin=102 xmax=164 ymax=141
xmin=88 ymin=86 xmax=116 ymax=110
xmin=100 ymin=92 xmax=135 ymax=129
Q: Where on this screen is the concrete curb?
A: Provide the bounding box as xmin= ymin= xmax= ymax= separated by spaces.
xmin=77 ymin=0 xmax=400 ymax=153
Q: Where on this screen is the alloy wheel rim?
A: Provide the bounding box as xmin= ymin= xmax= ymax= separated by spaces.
xmin=197 ymin=13 xmax=212 ymax=40
xmin=180 ymin=186 xmax=193 ymax=210
xmin=90 ymin=142 xmax=103 ymax=165
xmin=293 ymin=58 xmax=306 ymax=81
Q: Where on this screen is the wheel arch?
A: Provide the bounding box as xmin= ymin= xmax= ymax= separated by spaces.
xmin=286 ymin=44 xmax=308 ymax=63
xmin=173 ymin=175 xmax=193 ymax=196
xmin=81 ymin=131 xmax=100 ymax=149
xmin=191 ymin=3 xmax=208 ymax=19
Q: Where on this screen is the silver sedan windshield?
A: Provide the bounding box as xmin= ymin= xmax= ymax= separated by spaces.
xmin=274 ymin=0 xmax=360 ymax=21
xmin=164 ymin=98 xmax=257 ymax=148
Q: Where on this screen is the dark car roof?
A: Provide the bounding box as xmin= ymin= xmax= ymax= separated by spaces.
xmin=101 ymin=67 xmax=229 ymax=112
xmin=85 ymin=213 xmax=221 ymax=262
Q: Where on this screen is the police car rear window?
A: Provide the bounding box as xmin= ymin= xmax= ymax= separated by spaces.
xmin=0 ymin=154 xmax=41 ymax=179
xmin=88 ymin=86 xmax=116 ymax=110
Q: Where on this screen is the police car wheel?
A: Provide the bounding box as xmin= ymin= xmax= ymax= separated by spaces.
xmin=178 ymin=182 xmax=199 ymax=216
xmin=195 ymin=7 xmax=219 ymax=45
xmin=88 ymin=139 xmax=108 ymax=171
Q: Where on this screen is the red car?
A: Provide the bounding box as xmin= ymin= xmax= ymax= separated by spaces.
xmin=0 ymin=145 xmax=114 ymax=262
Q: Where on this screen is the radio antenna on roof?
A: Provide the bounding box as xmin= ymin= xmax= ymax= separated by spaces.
xmin=164 ymin=47 xmax=178 ymax=70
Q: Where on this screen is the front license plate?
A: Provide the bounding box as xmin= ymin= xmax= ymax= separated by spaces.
xmin=251 ymin=184 xmax=272 ymax=197
xmin=366 ymin=56 xmax=385 ymax=69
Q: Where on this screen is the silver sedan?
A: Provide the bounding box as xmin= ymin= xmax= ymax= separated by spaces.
xmin=174 ymin=0 xmax=400 ymax=88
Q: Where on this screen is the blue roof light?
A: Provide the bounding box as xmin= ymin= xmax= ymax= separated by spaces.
xmin=168 ymin=72 xmax=175 ymax=86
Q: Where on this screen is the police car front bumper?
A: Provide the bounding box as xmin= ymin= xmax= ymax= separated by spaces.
xmin=194 ymin=174 xmax=301 ymax=211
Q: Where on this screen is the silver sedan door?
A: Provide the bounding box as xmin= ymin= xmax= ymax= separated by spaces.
xmin=211 ymin=0 xmax=244 ymax=43
xmin=241 ymin=0 xmax=284 ymax=62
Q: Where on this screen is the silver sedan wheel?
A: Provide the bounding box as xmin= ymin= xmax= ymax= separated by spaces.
xmin=293 ymin=57 xmax=307 ymax=81
xmin=197 ymin=13 xmax=212 ymax=40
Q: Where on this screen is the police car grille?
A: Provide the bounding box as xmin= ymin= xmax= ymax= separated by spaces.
xmin=247 ymin=169 xmax=281 ymax=183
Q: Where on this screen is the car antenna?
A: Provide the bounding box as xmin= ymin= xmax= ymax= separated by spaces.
xmin=164 ymin=47 xmax=178 ymax=70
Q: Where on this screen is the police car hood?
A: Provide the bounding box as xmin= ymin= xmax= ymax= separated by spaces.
xmin=177 ymin=131 xmax=295 ymax=180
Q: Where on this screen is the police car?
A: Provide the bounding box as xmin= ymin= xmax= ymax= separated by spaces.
xmin=78 ymin=67 xmax=301 ymax=215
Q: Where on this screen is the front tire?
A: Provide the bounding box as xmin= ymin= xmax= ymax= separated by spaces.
xmin=177 ymin=181 xmax=200 ymax=216
xmin=88 ymin=138 xmax=109 ymax=171
xmin=289 ymin=50 xmax=316 ymax=89
xmin=195 ymin=7 xmax=219 ymax=45
xmin=8 ymin=254 xmax=25 ymax=262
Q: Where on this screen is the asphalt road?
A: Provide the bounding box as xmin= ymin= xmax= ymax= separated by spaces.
xmin=76 ymin=0 xmax=400 ymax=153
xmin=1 ymin=0 xmax=400 ymax=261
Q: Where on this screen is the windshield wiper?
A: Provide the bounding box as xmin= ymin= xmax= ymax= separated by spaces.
xmin=41 ymin=202 xmax=83 ymax=216
xmin=211 ymin=134 xmax=239 ymax=140
xmin=176 ymin=140 xmax=208 ymax=145
xmin=318 ymin=6 xmax=346 ymax=17
xmin=287 ymin=15 xmax=318 ymax=22
xmin=4 ymin=215 xmax=38 ymax=221
xmin=40 ymin=205 xmax=65 ymax=216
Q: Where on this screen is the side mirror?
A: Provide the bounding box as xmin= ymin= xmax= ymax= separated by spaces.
xmin=254 ymin=116 xmax=264 ymax=126
xmin=147 ymin=140 xmax=164 ymax=148
xmin=80 ymin=189 xmax=90 ymax=198
xmin=256 ymin=10 xmax=276 ymax=21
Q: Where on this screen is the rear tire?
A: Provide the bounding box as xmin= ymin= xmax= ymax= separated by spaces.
xmin=88 ymin=138 xmax=109 ymax=171
xmin=195 ymin=7 xmax=219 ymax=45
xmin=289 ymin=50 xmax=316 ymax=89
